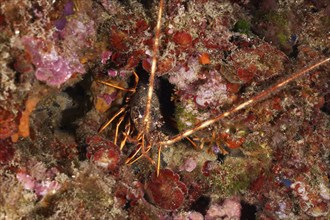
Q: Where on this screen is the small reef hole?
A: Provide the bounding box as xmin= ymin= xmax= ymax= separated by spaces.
xmin=190 ymin=195 xmax=211 ymax=215
xmin=240 ymin=201 xmax=257 ymax=220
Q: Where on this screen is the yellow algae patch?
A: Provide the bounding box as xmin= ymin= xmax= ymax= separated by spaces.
xmin=91 ymin=80 xmax=127 ymax=113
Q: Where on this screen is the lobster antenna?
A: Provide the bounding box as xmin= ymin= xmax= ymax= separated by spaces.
xmin=159 ymin=57 xmax=330 ymax=146
xmin=143 ymin=0 xmax=164 ymax=135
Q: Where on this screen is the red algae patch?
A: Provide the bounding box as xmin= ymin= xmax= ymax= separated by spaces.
xmin=173 ymin=31 xmax=193 ymax=48
xmin=145 ymin=169 xmax=187 ymax=211
xmin=0 ymin=138 xmax=15 ymax=164
xmin=0 ymin=108 xmax=17 ymax=139
xmin=86 ymin=135 xmax=120 ymax=172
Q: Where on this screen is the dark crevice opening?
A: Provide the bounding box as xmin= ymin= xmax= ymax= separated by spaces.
xmin=60 ymin=73 xmax=93 ymax=133
xmin=289 ymin=44 xmax=299 ymax=59
xmin=190 ymin=195 xmax=211 ymax=216
xmin=321 ymin=93 xmax=330 ymax=115
xmin=241 ymin=202 xmax=257 ymax=220
xmin=157 ymin=76 xmax=178 ymax=135
xmin=137 ymin=0 xmax=154 ymax=10
xmin=78 ymin=143 xmax=88 ymax=161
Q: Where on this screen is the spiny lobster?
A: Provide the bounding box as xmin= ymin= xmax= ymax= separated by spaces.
xmin=97 ymin=0 xmax=330 ymax=176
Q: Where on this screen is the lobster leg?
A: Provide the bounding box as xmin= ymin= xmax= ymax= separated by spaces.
xmin=125 ymin=142 xmax=153 ymax=165
xmin=120 ymin=120 xmax=131 ymax=150
xmin=98 ymin=107 xmax=126 ymax=133
xmin=186 ymin=137 xmax=202 ymax=150
xmin=96 ymin=80 xmax=136 ymax=92
xmin=114 ymin=115 xmax=125 ymax=145
xmin=157 ymin=145 xmax=162 ymax=176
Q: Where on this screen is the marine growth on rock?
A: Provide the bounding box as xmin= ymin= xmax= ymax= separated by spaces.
xmin=0 ymin=0 xmax=329 ymax=219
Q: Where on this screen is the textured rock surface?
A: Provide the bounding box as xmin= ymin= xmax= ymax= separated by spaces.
xmin=0 ymin=0 xmax=329 ymax=219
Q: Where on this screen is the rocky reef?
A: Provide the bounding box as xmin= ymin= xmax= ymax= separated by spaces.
xmin=0 ymin=0 xmax=329 ymax=219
